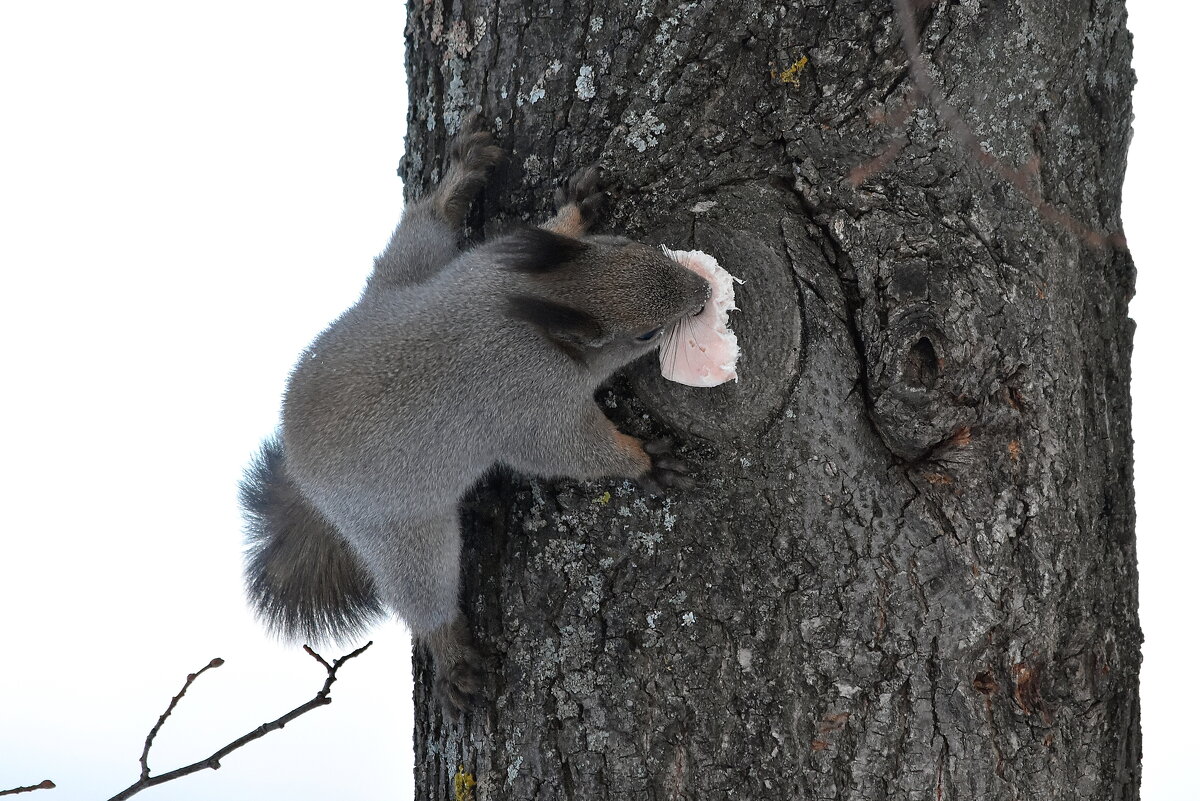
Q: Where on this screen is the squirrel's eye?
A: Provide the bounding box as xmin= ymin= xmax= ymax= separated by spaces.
xmin=635 ymin=327 xmax=663 ymax=342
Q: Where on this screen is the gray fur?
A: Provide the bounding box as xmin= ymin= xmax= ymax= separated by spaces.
xmin=240 ymin=435 xmax=384 ymax=643
xmin=240 ymin=121 xmax=708 ymax=713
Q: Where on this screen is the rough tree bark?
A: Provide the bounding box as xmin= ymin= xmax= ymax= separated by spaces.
xmin=402 ymin=1 xmax=1138 ymax=798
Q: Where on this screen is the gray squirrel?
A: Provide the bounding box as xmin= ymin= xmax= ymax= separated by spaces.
xmin=239 ymin=120 xmax=710 ymax=712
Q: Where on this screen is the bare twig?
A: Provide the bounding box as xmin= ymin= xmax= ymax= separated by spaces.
xmin=858 ymin=0 xmax=1126 ymax=250
xmin=302 ymin=644 xmax=334 ymax=672
xmin=139 ymin=658 xmax=225 ymax=780
xmin=105 ymin=642 xmax=373 ymax=801
xmin=0 ymin=781 xmax=55 ymax=797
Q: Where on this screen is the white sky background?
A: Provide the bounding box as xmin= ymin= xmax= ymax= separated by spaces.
xmin=0 ymin=2 xmax=1192 ymax=800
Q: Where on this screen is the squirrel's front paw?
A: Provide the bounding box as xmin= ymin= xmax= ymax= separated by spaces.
xmin=638 ymin=438 xmax=695 ymax=495
xmin=435 ymin=644 xmax=483 ymax=718
xmin=554 ymin=165 xmax=606 ymax=232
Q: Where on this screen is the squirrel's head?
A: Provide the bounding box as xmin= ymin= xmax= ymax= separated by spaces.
xmin=501 ymin=228 xmax=711 ymax=376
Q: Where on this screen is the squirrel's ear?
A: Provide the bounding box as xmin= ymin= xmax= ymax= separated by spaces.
xmin=506 ymin=294 xmax=606 ymax=354
xmin=498 ymin=227 xmax=589 ymax=274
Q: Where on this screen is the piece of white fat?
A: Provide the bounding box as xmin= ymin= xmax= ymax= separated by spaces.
xmin=659 ymin=247 xmax=742 ymax=387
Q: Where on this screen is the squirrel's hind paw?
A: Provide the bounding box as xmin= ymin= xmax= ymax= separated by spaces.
xmin=450 ymin=117 xmax=505 ymax=173
xmin=434 ymin=119 xmax=504 ymax=225
xmin=638 ymin=438 xmax=696 ymax=494
xmin=436 ymin=647 xmax=484 ymax=719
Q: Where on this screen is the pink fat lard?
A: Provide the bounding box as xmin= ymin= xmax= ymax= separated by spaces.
xmin=658 ymin=247 xmax=741 ymax=387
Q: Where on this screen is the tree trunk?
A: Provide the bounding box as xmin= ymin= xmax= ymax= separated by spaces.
xmin=403 ymin=1 xmax=1139 ymax=798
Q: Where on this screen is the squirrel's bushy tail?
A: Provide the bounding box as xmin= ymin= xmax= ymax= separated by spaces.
xmin=239 ymin=435 xmax=384 ymax=644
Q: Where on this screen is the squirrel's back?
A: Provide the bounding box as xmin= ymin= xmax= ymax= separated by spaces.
xmin=279 ymin=251 xmax=582 ymax=516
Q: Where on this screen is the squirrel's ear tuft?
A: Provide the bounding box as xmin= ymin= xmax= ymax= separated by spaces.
xmin=498 ymin=227 xmax=589 ymax=274
xmin=506 ymin=294 xmax=605 ymax=353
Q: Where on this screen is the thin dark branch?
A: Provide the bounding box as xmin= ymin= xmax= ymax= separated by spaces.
xmin=105 ymin=642 xmax=373 ymax=801
xmin=0 ymin=781 xmax=55 ymax=797
xmin=140 ymin=657 xmax=225 ymax=780
xmin=870 ymin=0 xmax=1126 ymax=250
